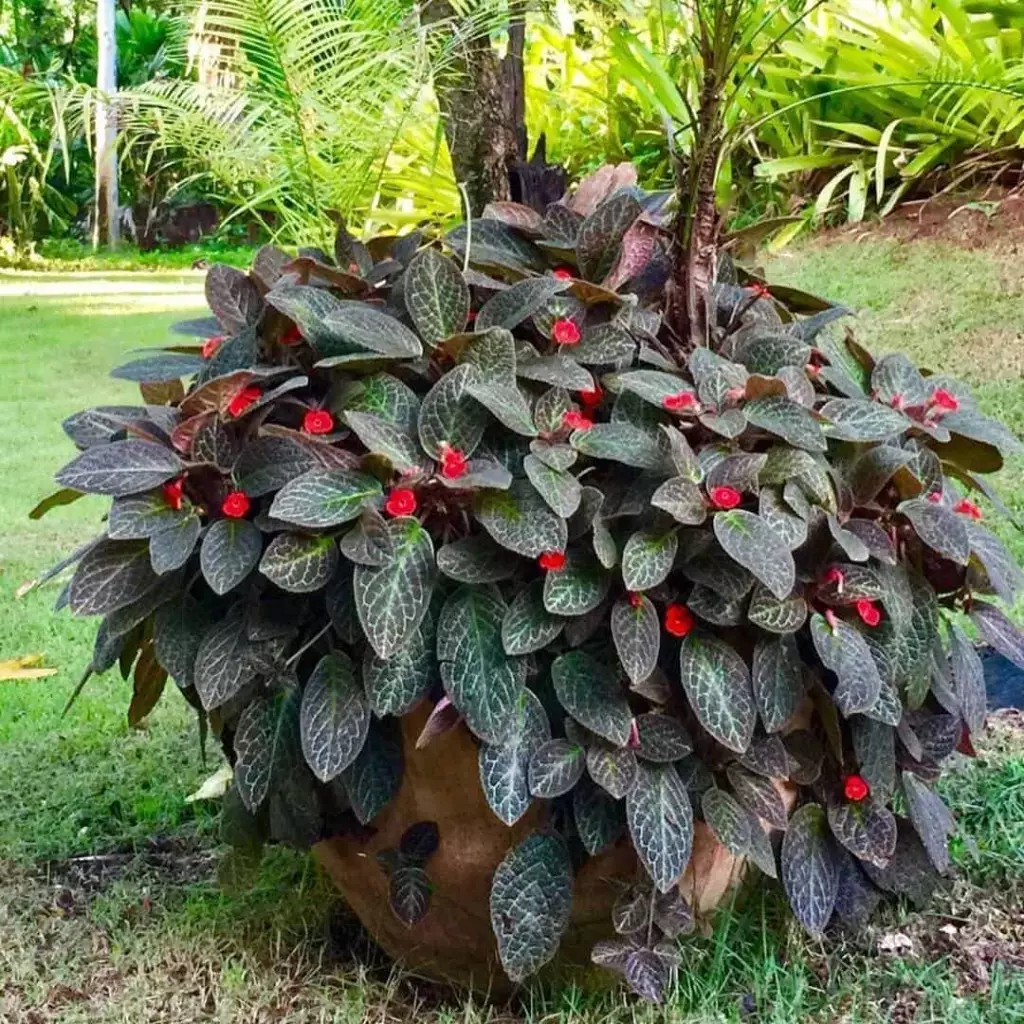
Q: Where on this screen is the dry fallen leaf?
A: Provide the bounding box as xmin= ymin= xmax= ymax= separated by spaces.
xmin=878 ymin=931 xmax=915 ymax=956
xmin=0 ymin=654 xmax=58 ymax=681
xmin=186 ymin=763 xmax=234 ymax=803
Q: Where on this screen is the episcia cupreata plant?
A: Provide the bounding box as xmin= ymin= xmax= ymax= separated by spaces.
xmin=33 ymin=167 xmax=1024 ymax=1002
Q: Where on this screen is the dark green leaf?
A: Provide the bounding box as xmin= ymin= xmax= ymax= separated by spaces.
xmin=529 ymin=739 xmax=586 ymax=798
xmin=651 ymin=477 xmax=707 ymax=525
xmin=781 ymin=804 xmax=838 ymax=937
xmin=389 ymin=865 xmax=432 ymax=927
xmin=902 ymin=772 xmax=953 ymax=873
xmin=342 ymin=716 xmax=403 ymax=824
xmin=206 ymin=263 xmax=263 ymax=333
xmin=949 ymin=624 xmax=986 ymax=734
xmin=679 ymin=633 xmax=755 ymax=753
xmin=364 ymin=619 xmax=435 ymax=717
xmin=153 ymin=594 xmax=208 ymax=688
xmin=403 ymin=247 xmax=470 ymax=344
xmin=573 ymin=775 xmax=626 ymax=854
xmin=234 ymin=436 xmax=317 ymax=497
xmin=502 ymin=581 xmax=565 ymax=655
xmin=477 ymin=276 xmax=568 ymax=332
xmin=611 ymin=594 xmax=660 ymax=685
xmin=344 ymin=412 xmax=426 ymax=473
xmin=299 ymin=652 xmax=369 ymax=782
xmin=523 ymin=454 xmax=582 ymax=518
xmin=108 ymin=492 xmax=183 ymax=540
xmin=634 ymin=714 xmax=692 ymax=762
xmin=577 ymin=193 xmax=642 ymax=282
xmin=851 ymin=717 xmax=896 ymax=798
xmin=726 ymin=764 xmax=789 ymax=830
xmin=475 ymin=480 xmax=567 ymax=557
xmin=552 ymin=650 xmax=632 ymax=746
xmin=748 ymin=584 xmax=807 ymax=635
xmin=621 ymin=529 xmax=678 ymax=592
xmin=149 ymin=513 xmax=200 ymax=574
xmin=627 ymin=763 xmax=693 ymax=893
xmin=447 ymin=219 xmax=544 ymax=272
xmin=437 ymin=534 xmax=519 ymax=583
xmin=827 ymin=799 xmax=897 ymax=868
xmin=110 ymin=352 xmax=204 ymax=382
xmin=259 ymin=532 xmax=337 ymax=593
xmin=570 ymin=422 xmax=664 ymax=469
xmin=898 ymin=498 xmax=969 ymax=565
xmin=417 ymin=363 xmax=489 ymax=459
xmin=702 ymin=788 xmax=752 ymax=856
xmin=587 ymin=742 xmax=638 ymax=799
xmin=820 ymin=399 xmax=908 ymax=442
xmin=543 ymin=553 xmax=611 ymax=616
xmin=970 ymin=600 xmax=1024 ymax=670
xmin=68 ymin=540 xmax=159 ymax=617
xmin=966 ymin=522 xmax=1024 ymax=606
xmin=745 ymin=397 xmax=826 ymax=452
xmin=733 ymin=331 xmax=811 ymax=376
xmin=194 ymin=610 xmax=258 ymax=710
xmin=270 ymin=468 xmax=383 ymax=529
xmin=713 ymin=510 xmax=795 ymax=601
xmin=57 ymin=440 xmax=183 ymax=497
xmin=234 ymin=690 xmax=299 ymax=812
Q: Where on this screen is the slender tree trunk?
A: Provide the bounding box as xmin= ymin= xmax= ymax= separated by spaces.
xmin=423 ymin=0 xmax=520 ymax=216
xmin=93 ymin=0 xmax=120 ymax=249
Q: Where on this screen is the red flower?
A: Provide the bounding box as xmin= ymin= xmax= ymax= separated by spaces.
xmin=889 ymin=393 xmax=905 ymax=412
xmin=579 ymin=386 xmax=603 ymax=409
xmin=662 ymin=391 xmax=699 ymax=412
xmin=162 ymin=477 xmax=185 ymax=511
xmin=749 ymin=282 xmax=772 ymax=300
xmin=855 ymin=599 xmax=882 ymax=628
xmin=538 ymin=550 xmax=566 ymax=571
xmin=466 ymin=309 xmax=477 ymax=324
xmin=929 ymin=387 xmax=960 ymax=413
xmin=553 ymin=268 xmax=574 ymax=281
xmin=438 ymin=443 xmax=469 ymax=480
xmin=664 ymin=604 xmax=694 ymax=638
xmin=825 ymin=609 xmax=840 ymax=632
xmin=201 ymin=335 xmax=224 ymax=360
xmin=926 ymin=490 xmax=943 ymax=503
xmin=303 ymin=409 xmax=334 ymax=435
xmin=953 ymin=498 xmax=983 ymax=520
xmin=227 ymin=385 xmax=261 ymax=418
xmin=805 ymin=363 xmax=821 ymax=378
xmin=823 ymin=567 xmax=845 ymax=593
xmin=385 ymin=488 xmax=417 ymax=517
xmin=628 ymin=591 xmax=643 ymax=609
xmin=221 ymin=490 xmax=251 ymax=519
xmin=709 ymin=486 xmax=742 ymax=510
xmin=281 ymin=324 xmax=303 ymax=346
xmin=628 ymin=718 xmax=641 ymax=749
xmin=843 ymin=774 xmax=870 ymax=802
xmin=551 ymin=318 xmax=581 ymax=346
xmin=562 ymin=410 xmax=593 ymax=432
xmin=725 ymin=386 xmax=747 ymax=402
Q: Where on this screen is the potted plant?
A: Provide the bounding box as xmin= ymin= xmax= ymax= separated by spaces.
xmin=34 ymin=156 xmax=1024 ymax=1000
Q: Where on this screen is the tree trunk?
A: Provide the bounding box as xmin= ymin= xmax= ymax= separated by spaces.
xmin=423 ymin=1 xmax=520 ymax=217
xmin=93 ymin=0 xmax=120 ymax=250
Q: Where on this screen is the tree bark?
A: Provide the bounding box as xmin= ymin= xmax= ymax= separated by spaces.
xmin=93 ymin=0 xmax=120 ymax=249
xmin=423 ymin=1 xmax=520 ymax=216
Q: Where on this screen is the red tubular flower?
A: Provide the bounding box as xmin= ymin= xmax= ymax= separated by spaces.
xmin=553 ymin=268 xmax=574 ymax=281
xmin=709 ymin=486 xmax=742 ymax=510
xmin=579 ymin=386 xmax=603 ymax=409
xmin=438 ymin=443 xmax=469 ymax=480
xmin=201 ymin=335 xmax=224 ymax=360
xmin=628 ymin=591 xmax=643 ymax=609
xmin=843 ymin=774 xmax=870 ymax=802
xmin=662 ymin=391 xmax=699 ymax=412
xmin=303 ymin=409 xmax=334 ymax=435
xmin=466 ymin=309 xmax=478 ymax=324
xmin=628 ymin=718 xmax=641 ymax=749
xmin=926 ymin=490 xmax=943 ymax=504
xmin=227 ymin=385 xmax=261 ymax=418
xmin=664 ymin=604 xmax=694 ymax=638
xmin=889 ymin=393 xmax=905 ymax=412
xmin=953 ymin=498 xmax=983 ymax=520
xmin=162 ymin=477 xmax=185 ymax=511
xmin=281 ymin=324 xmax=303 ymax=346
xmin=823 ymin=567 xmax=845 ymax=594
xmin=538 ymin=550 xmax=566 ymax=571
xmin=749 ymin=282 xmax=772 ymax=300
xmin=221 ymin=490 xmax=251 ymax=519
xmin=856 ymin=599 xmax=882 ymax=628
xmin=805 ymin=363 xmax=821 ymax=378
xmin=825 ymin=609 xmax=840 ymax=632
xmin=385 ymin=488 xmax=417 ymax=517
xmin=562 ymin=410 xmax=593 ymax=432
xmin=551 ymin=318 xmax=581 ymax=346
xmin=929 ymin=387 xmax=960 ymax=413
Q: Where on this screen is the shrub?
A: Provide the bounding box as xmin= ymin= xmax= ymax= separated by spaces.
xmin=38 ymin=166 xmax=1024 ymax=1001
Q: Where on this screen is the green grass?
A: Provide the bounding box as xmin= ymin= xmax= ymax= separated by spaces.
xmin=1 ymin=238 xmax=1023 ymax=1022
xmin=0 ymin=237 xmax=260 ymax=272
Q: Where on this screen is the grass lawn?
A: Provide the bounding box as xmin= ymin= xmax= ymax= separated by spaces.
xmin=1 ymin=236 xmax=1023 ymax=1023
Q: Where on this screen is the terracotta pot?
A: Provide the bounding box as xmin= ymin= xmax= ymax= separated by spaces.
xmin=314 ymin=705 xmax=788 ymax=992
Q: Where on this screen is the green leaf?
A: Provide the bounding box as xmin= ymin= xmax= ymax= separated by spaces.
xmin=898 ymin=498 xmax=969 ymax=565
xmin=573 ymin=775 xmax=626 ymax=853
xmin=587 ymin=742 xmax=638 ymax=800
xmin=342 ymin=716 xmax=403 ymax=824
xmin=738 ymin=735 xmax=791 ymax=778
xmin=149 ymin=513 xmax=200 ymax=574
xmin=476 ymin=277 xmax=568 ymax=332
xmin=714 ymin=511 xmax=795 ymax=601
xmin=447 ymin=218 xmax=544 ymax=272
xmin=651 ymin=477 xmax=707 ymax=525
xmin=543 ymin=553 xmax=611 ymax=616
xmin=626 ymin=762 xmax=694 ymax=893
xmin=530 ymin=439 xmax=577 ymax=472
xmin=748 ymin=584 xmax=807 ymax=635
xmin=576 ymin=193 xmax=641 ymax=281
xmin=726 ymin=764 xmax=789 ymax=830
xmin=354 ymin=517 xmax=436 ymax=659
xmin=153 ymin=595 xmax=208 ymax=688
xmin=57 ymin=440 xmax=183 ymax=497
xmin=634 ymin=714 xmax=692 ymax=762
xmin=949 ymin=624 xmax=985 ymax=735
xmin=533 ymin=388 xmax=574 ymax=438
xmin=108 ymin=492 xmax=184 ymax=540
xmin=234 ymin=689 xmax=299 ymax=812
xmin=970 ymin=600 xmax=1024 ymax=672
xmin=111 ymin=352 xmax=204 ymax=382
xmin=68 ymin=540 xmax=159 ymax=617
xmin=343 ymin=372 xmax=420 ymax=432
xmin=871 ymin=353 xmax=927 ymax=408
xmin=524 ymin=454 xmax=582 ymax=518
xmin=417 ymin=363 xmax=489 ymax=459
xmin=344 ymin=412 xmax=426 ymax=474
xmin=827 ymin=800 xmax=897 ymax=868
xmin=200 ymin=518 xmax=262 ymax=595
xmin=389 ymin=865 xmax=432 ymax=927
xmin=820 ymin=399 xmax=908 ymax=442
xmin=611 ymin=594 xmax=660 ymax=685
xmin=438 ymin=586 xmax=524 ymax=743
xmin=403 ymin=247 xmax=470 ymax=344
xmin=621 ymin=529 xmax=678 ymax=592
xmin=363 ymin=619 xmax=436 ymax=717
xmin=478 ymin=689 xmax=551 ymax=825
xmin=338 ymin=509 xmax=393 ymax=566
xmin=502 ymin=582 xmax=565 ymax=655
xmin=552 ymin=650 xmax=632 ymax=746
xmin=234 ymin=436 xmax=318 ymax=497
xmin=851 ymin=717 xmax=896 ymax=799
xmin=206 ymin=263 xmax=263 ymax=333
xmin=300 ymin=652 xmax=370 ymax=783
xmin=529 ymin=739 xmax=586 ymax=798
xmin=573 ymin=322 xmax=636 ymax=365
xmin=902 ymin=772 xmax=953 ymax=873
xmin=608 ymin=369 xmax=695 ymax=410
xmin=781 ymin=804 xmax=838 ymax=937
xmin=679 ymin=634 xmax=755 ymax=753
xmin=516 ymin=352 xmax=594 ymax=390
xmin=733 ymin=331 xmax=811 ymax=376
xmin=966 ymin=522 xmax=1024 ymax=606
xmin=475 ymin=480 xmax=567 ymax=558
xmin=752 ymin=635 xmax=805 ymax=733
xmin=28 ymin=487 xmax=86 ymax=521
xmin=437 ymin=534 xmax=519 ymax=583
xmin=490 ymin=833 xmax=573 ymax=982
xmin=260 ymin=533 xmax=338 ymax=593
xmin=702 ymin=789 xmax=752 ymax=857
xmin=745 ymin=397 xmax=826 ymax=452
xmin=810 ymin=615 xmax=883 ymax=716
xmin=270 ymin=468 xmax=382 ymax=529
xmin=570 ymin=422 xmax=664 ymax=469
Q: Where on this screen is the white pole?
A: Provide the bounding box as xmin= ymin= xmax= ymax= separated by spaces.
xmin=93 ymin=0 xmax=119 ymax=249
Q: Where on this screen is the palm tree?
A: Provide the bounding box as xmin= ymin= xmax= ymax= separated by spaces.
xmin=94 ymin=0 xmax=119 ymax=248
